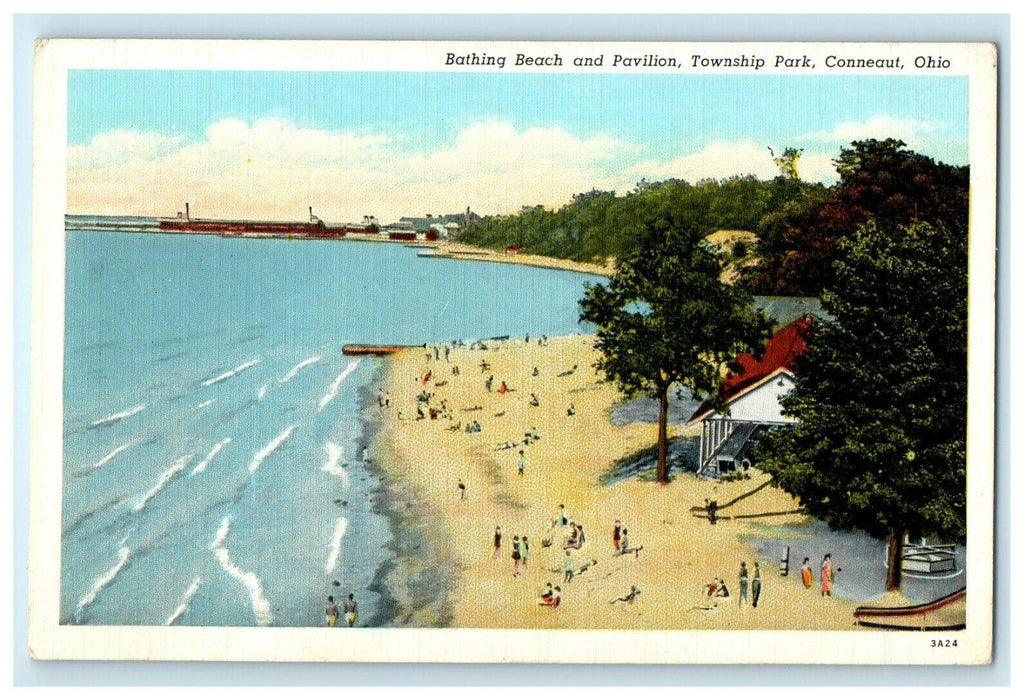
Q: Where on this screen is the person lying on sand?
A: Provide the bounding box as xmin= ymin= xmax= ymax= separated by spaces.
xmin=557 ymin=364 xmax=578 ymax=377
xmin=461 ymin=405 xmax=483 ymax=412
xmin=610 ymin=586 xmax=641 ymax=605
xmin=496 ymin=441 xmax=519 ymax=451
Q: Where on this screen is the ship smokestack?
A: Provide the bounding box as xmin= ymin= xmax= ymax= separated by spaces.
xmin=186 ymin=202 xmax=190 ymax=221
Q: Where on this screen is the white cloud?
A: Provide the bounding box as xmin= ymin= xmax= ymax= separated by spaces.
xmin=797 ymin=115 xmax=942 ymax=146
xmin=628 ymin=140 xmax=779 ymax=184
xmin=67 ymin=118 xmax=641 ymax=223
xmin=77 ymin=117 xmax=933 ymax=223
xmin=68 ymin=130 xmax=185 ymax=169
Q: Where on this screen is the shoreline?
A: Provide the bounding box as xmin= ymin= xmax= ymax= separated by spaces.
xmin=372 ymin=335 xmax=866 ymax=631
xmin=429 ymin=241 xmax=614 ymax=277
xmin=363 ymin=363 xmax=461 ymax=628
xmin=66 ymin=226 xmax=614 ymax=278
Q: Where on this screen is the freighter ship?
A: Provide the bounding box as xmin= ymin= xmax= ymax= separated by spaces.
xmin=158 ymin=204 xmax=380 ymax=237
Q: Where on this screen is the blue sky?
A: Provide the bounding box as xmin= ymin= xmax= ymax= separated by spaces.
xmin=66 ymin=70 xmax=969 ymax=222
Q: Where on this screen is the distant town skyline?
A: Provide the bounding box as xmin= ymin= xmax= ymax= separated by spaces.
xmin=67 ymin=70 xmax=969 ymax=224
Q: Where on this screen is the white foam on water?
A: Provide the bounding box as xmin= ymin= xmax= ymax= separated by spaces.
xmin=203 ymin=359 xmax=260 ymax=387
xmin=257 ymin=384 xmax=268 ymax=400
xmin=197 ymin=399 xmax=214 ymax=410
xmin=325 ymin=517 xmax=348 ymax=575
xmin=90 ymin=404 xmax=145 ymax=428
xmin=77 ymin=546 xmax=130 ymax=617
xmin=192 ymin=438 xmax=232 ymax=476
xmin=93 ymin=442 xmax=133 ymax=470
xmin=210 ymin=515 xmax=231 ymax=549
xmin=248 ymin=425 xmax=297 ymax=473
xmin=318 ymin=359 xmax=361 ymax=412
xmin=320 ymin=441 xmax=349 ymax=490
xmin=165 ymin=576 xmax=203 ymax=626
xmin=134 ymin=454 xmax=193 ymax=512
xmin=279 ymin=355 xmax=321 ymax=385
xmin=209 ymin=516 xmax=273 ymax=626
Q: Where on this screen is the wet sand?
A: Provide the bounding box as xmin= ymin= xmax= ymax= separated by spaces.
xmin=371 ymin=335 xmax=862 ymax=630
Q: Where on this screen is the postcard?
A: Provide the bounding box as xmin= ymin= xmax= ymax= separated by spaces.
xmin=28 ymin=39 xmax=997 ymax=664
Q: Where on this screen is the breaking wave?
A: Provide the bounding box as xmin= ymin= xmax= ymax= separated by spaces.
xmin=318 ymin=359 xmax=361 ymax=412
xmin=209 ymin=517 xmax=273 ymax=626
xmin=192 ymin=438 xmax=231 ymax=476
xmin=279 ymin=355 xmax=321 ymax=385
xmin=248 ymin=425 xmax=296 ymax=473
xmin=134 ymin=454 xmax=193 ymax=512
xmin=90 ymin=404 xmax=145 ymax=428
xmin=321 ymin=441 xmax=349 ymax=490
xmin=166 ymin=576 xmax=203 ymax=626
xmin=203 ymin=359 xmax=260 ymax=387
xmin=197 ymin=399 xmax=214 ymax=410
xmin=325 ymin=517 xmax=348 ymax=575
xmin=76 ymin=546 xmax=130 ymax=620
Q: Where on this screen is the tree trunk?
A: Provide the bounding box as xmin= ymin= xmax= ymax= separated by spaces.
xmin=885 ymin=531 xmax=904 ymax=592
xmin=656 ymin=384 xmax=669 ymax=485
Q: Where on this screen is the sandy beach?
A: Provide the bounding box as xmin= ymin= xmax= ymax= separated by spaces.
xmin=430 ymin=241 xmax=615 ymax=277
xmin=370 ymin=335 xmax=864 ymax=631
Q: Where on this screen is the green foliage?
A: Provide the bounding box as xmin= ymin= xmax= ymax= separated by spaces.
xmin=455 ymin=177 xmax=819 ymax=266
xmin=757 ymin=218 xmax=968 ymax=546
xmin=746 ymin=139 xmax=969 ymax=296
xmin=580 ymin=201 xmax=771 ymax=483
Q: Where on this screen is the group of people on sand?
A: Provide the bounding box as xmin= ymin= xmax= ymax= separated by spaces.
xmin=706 ymin=553 xmax=836 ymax=613
xmin=737 ymin=561 xmax=763 ymax=608
xmin=324 ymin=593 xmax=359 ymax=628
xmin=800 ymin=554 xmax=837 ymax=596
xmin=490 ymin=526 xmax=533 ymax=577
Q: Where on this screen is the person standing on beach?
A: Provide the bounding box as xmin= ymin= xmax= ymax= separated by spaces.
xmin=344 ymin=594 xmax=358 ymax=627
xmin=751 ymin=563 xmax=762 ymax=608
xmin=458 ymin=479 xmax=466 ymax=500
xmin=612 ymin=520 xmax=622 ymax=553
xmin=521 ymin=536 xmax=530 ymax=567
xmin=738 ymin=562 xmax=749 ymax=607
xmin=492 ymin=526 xmax=502 ymax=561
xmin=325 ymin=596 xmax=339 ymax=627
xmin=821 ymin=554 xmax=834 ymax=596
xmin=563 ymin=550 xmax=574 ymax=583
xmin=512 ymin=537 xmax=522 ymax=577
xmin=518 ymin=450 xmax=526 ymax=476
xmin=801 ymin=557 xmax=813 ymax=589
xmin=444 ymin=346 xmax=451 ymax=363
xmin=486 ymin=375 xmax=494 ymax=393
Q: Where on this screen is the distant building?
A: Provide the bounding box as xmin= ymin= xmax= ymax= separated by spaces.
xmin=391 ymin=208 xmax=479 ymax=237
xmin=689 ymin=316 xmax=814 ymax=477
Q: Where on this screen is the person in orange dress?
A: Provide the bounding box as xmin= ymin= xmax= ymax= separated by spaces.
xmin=801 ymin=557 xmax=813 ymax=589
xmin=821 ymin=554 xmax=834 ymax=596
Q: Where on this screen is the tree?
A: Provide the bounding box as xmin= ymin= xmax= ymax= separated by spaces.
xmin=747 ymin=139 xmax=969 ymax=296
xmin=756 ymin=218 xmax=967 ymax=591
xmin=579 ymin=200 xmax=771 ymax=484
xmin=769 ymin=146 xmax=803 ymax=181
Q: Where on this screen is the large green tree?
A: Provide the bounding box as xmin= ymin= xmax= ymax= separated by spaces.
xmin=747 ymin=139 xmax=969 ymax=296
xmin=757 ymin=218 xmax=967 ymax=591
xmin=579 ymin=201 xmax=770 ymax=484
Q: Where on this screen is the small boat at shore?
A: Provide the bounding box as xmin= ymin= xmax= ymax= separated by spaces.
xmin=853 ymin=587 xmax=966 ymax=631
xmin=342 ymin=344 xmax=410 ymax=356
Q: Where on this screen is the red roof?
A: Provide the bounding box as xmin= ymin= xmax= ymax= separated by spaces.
xmin=689 ymin=316 xmax=813 ymax=423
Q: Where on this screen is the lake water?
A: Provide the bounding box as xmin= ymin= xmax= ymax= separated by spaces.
xmin=61 ymin=230 xmax=600 ymax=627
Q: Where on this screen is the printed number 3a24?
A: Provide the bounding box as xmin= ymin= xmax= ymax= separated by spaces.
xmin=931 ymin=640 xmax=958 ymax=648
